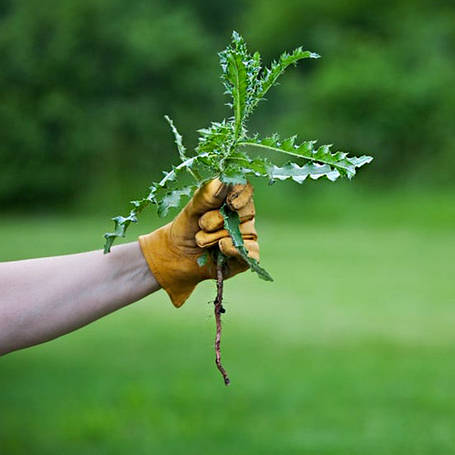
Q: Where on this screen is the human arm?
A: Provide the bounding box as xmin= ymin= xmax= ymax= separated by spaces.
xmin=0 ymin=180 xmax=259 ymax=355
xmin=0 ymin=241 xmax=159 ymax=355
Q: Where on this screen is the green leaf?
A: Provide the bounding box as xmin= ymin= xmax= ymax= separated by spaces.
xmin=165 ymin=115 xmax=202 ymax=183
xmin=103 ymin=214 xmax=137 ymax=253
xmin=196 ymin=120 xmax=231 ymax=160
xmin=268 ymin=162 xmax=341 ymax=183
xmin=220 ymin=166 xmax=247 ymax=185
xmin=227 ymin=53 xmax=247 ymax=138
xmin=157 ymin=186 xmax=195 ymax=217
xmin=104 ymin=32 xmax=373 ymax=261
xmin=249 ymin=47 xmax=320 ymax=113
xmin=164 ymin=115 xmax=187 ymax=161
xmin=238 ymin=135 xmax=373 ymax=179
xmin=220 ymin=204 xmax=273 ymax=282
xmin=222 ymin=151 xmax=272 ymax=179
xmin=197 ymin=251 xmax=209 ymax=267
xmin=347 ymin=155 xmax=375 ymax=168
xmin=103 ymin=154 xmax=208 ymax=252
xmin=219 ymin=32 xmax=248 ymax=139
xmin=103 ymin=236 xmax=115 ymax=254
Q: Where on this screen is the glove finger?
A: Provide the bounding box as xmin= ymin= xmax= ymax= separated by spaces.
xmin=198 ymin=199 xmax=255 ymax=232
xmin=188 ymin=178 xmax=229 ymax=216
xmin=219 ymin=238 xmax=260 ymax=262
xmin=195 ymin=219 xmax=257 ymax=248
xmin=226 ymin=182 xmax=253 ymax=211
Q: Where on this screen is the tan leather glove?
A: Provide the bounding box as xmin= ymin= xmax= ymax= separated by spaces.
xmin=139 ymin=179 xmax=259 ymax=308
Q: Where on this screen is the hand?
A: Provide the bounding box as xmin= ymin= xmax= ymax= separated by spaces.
xmin=139 ymin=179 xmax=259 ymax=307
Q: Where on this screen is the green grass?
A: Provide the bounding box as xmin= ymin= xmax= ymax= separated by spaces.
xmin=1 ymin=190 xmax=455 ymax=454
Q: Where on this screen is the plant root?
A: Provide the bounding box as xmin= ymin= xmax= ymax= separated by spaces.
xmin=214 ymin=257 xmax=230 ymax=386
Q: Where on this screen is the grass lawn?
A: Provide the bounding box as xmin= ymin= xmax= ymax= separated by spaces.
xmin=1 ymin=190 xmax=454 ymax=454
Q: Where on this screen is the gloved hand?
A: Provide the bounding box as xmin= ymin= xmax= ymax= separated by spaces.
xmin=139 ymin=179 xmax=259 ymax=308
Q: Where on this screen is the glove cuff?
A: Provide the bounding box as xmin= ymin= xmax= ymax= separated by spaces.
xmin=138 ymin=227 xmax=197 ymax=308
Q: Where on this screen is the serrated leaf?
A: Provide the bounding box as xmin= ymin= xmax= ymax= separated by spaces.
xmin=219 ymin=32 xmax=248 ymax=139
xmin=347 ymin=155 xmax=374 ymax=167
xmin=103 ymin=154 xmax=208 ymax=252
xmin=249 ymin=47 xmax=320 ymax=113
xmin=164 ymin=115 xmax=202 ymax=182
xmin=220 ymin=166 xmax=247 ymax=185
xmin=104 ymin=32 xmax=372 ymax=262
xmin=196 ymin=120 xmax=231 ymax=160
xmin=242 ymin=157 xmax=272 ymax=177
xmin=164 ymin=115 xmax=187 ymax=161
xmin=227 ymin=53 xmax=247 ymax=138
xmin=103 ymin=214 xmax=137 ymax=253
xmin=223 ymin=151 xmax=271 ymax=178
xmin=268 ymin=162 xmax=341 ymax=183
xmin=238 ymin=135 xmax=373 ymax=180
xmin=220 ymin=204 xmax=273 ymax=282
xmin=157 ymin=186 xmax=194 ymax=217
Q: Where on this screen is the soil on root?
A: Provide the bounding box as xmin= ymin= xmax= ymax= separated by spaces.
xmin=213 ymin=258 xmax=230 ymax=386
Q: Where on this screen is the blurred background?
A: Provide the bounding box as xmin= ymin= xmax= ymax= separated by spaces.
xmin=1 ymin=0 xmax=454 ymax=453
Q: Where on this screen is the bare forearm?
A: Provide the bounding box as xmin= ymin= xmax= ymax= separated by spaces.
xmin=0 ymin=242 xmax=159 ymax=355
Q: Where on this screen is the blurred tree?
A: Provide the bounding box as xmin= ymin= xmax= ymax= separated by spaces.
xmin=241 ymin=0 xmax=455 ymax=186
xmin=0 ymin=0 xmax=221 ymax=208
xmin=0 ymin=0 xmax=453 ymax=210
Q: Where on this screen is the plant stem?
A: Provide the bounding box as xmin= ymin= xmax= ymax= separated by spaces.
xmin=214 ymin=252 xmax=230 ymax=386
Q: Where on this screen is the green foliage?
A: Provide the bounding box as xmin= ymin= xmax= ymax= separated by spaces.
xmin=249 ymin=47 xmax=320 ymax=114
xmin=220 ymin=204 xmax=273 ymax=281
xmin=1 ymin=0 xmax=454 ymax=212
xmin=164 ymin=115 xmax=187 ymax=162
xmin=244 ymin=0 xmax=455 ymax=186
xmin=103 ymin=154 xmax=205 ymax=253
xmin=104 ymin=31 xmax=372 ymax=278
xmin=0 ymin=0 xmax=216 ymax=209
xmin=238 ymin=135 xmax=373 ymax=181
xmin=196 ymin=251 xmax=209 ymax=267
xmin=157 ymin=186 xmax=195 ymax=218
xmin=219 ymin=32 xmax=248 ymax=139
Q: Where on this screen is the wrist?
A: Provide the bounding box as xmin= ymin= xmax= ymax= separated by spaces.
xmin=109 ymin=241 xmax=160 ymax=299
